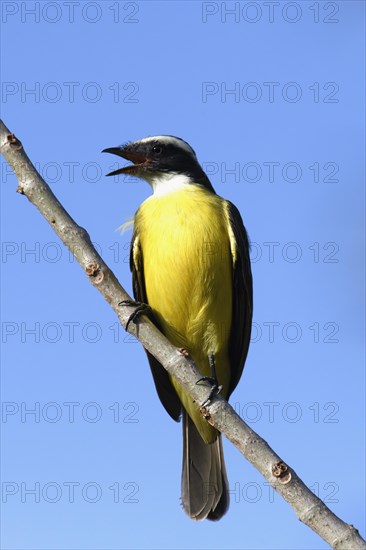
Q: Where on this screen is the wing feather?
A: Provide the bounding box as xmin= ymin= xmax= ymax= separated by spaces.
xmin=224 ymin=201 xmax=253 ymax=398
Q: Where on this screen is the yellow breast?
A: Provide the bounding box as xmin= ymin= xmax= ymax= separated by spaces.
xmin=135 ymin=184 xmax=233 ymax=442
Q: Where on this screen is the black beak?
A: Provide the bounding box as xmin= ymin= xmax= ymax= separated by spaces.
xmin=102 ymin=145 xmax=149 ymax=176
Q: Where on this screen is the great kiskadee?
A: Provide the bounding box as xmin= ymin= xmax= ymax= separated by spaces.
xmin=103 ymin=136 xmax=253 ymax=521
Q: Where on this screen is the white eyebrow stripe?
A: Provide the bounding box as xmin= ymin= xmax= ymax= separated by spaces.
xmin=137 ymin=135 xmax=197 ymax=158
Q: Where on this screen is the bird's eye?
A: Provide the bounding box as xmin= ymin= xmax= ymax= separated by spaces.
xmin=152 ymin=145 xmax=163 ymax=156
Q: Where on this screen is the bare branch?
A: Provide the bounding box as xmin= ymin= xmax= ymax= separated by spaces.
xmin=1 ymin=119 xmax=364 ymax=550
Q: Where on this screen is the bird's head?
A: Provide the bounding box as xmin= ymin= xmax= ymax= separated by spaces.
xmin=102 ymin=135 xmax=214 ymax=193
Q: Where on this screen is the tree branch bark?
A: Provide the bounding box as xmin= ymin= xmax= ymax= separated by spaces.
xmin=1 ymin=119 xmax=364 ymax=550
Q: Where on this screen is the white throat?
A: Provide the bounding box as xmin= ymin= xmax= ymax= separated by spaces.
xmin=147 ymin=172 xmax=192 ymax=197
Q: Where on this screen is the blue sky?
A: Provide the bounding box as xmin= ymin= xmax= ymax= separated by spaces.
xmin=1 ymin=1 xmax=365 ymax=549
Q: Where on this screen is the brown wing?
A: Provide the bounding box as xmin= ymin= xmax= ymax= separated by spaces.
xmin=130 ymin=226 xmax=181 ymax=421
xmin=225 ymin=201 xmax=253 ymax=398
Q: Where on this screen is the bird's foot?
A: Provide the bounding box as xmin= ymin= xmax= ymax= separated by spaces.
xmin=196 ymin=352 xmax=222 ymax=407
xmin=196 ymin=377 xmax=222 ymax=407
xmin=119 ymin=299 xmax=150 ymax=331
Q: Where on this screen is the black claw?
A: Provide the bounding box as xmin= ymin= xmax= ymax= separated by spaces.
xmin=200 ymin=383 xmax=222 ymax=408
xmin=197 ymin=352 xmax=222 ymax=407
xmin=119 ymin=300 xmax=150 ymax=331
xmin=196 ymin=376 xmax=217 ymax=386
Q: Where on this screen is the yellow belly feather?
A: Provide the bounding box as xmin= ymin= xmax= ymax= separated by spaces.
xmin=136 ymin=185 xmax=233 ymax=443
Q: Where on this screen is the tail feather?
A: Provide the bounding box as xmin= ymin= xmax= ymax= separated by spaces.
xmin=181 ymin=412 xmax=229 ymax=521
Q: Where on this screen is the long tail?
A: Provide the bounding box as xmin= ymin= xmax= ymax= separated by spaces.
xmin=181 ymin=411 xmax=229 ymax=521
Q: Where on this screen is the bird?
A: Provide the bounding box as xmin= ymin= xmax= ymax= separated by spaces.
xmin=103 ymin=135 xmax=253 ymax=521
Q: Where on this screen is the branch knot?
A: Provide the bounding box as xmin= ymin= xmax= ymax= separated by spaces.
xmin=272 ymin=461 xmax=292 ymax=484
xmin=85 ymin=262 xmax=104 ymax=284
xmin=7 ymin=133 xmax=22 ymax=150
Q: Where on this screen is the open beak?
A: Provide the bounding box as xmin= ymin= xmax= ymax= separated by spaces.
xmin=102 ymin=145 xmax=150 ymax=177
